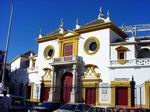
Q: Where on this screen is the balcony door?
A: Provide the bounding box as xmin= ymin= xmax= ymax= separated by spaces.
xmin=63 ymin=43 xmax=73 ymax=61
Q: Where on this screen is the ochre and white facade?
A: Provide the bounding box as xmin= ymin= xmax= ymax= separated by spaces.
xmin=10 ymin=9 xmax=150 ymax=108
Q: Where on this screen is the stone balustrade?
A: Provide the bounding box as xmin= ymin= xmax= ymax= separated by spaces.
xmin=110 ymin=58 xmax=150 ymax=67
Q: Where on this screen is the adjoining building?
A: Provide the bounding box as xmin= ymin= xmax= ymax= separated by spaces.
xmin=0 ymin=50 xmax=5 ymax=79
xmin=0 ymin=50 xmax=11 ymax=92
xmin=10 ymin=9 xmax=150 ymax=108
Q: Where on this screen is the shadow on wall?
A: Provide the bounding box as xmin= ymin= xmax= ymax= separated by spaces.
xmin=10 ymin=67 xmax=29 ymax=97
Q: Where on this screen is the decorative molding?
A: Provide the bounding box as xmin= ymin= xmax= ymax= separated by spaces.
xmin=42 ymin=67 xmax=52 ymax=80
xmin=111 ymin=81 xmax=131 ymax=107
xmin=115 ymin=45 xmax=128 ymax=51
xmin=110 ymin=58 xmax=150 ymax=67
xmin=82 ymin=64 xmax=101 ymax=80
xmin=43 ymin=45 xmax=55 ymax=60
xmin=59 ymin=37 xmax=78 ymax=57
xmin=84 ymin=37 xmax=100 ymax=55
xmin=75 ymin=22 xmax=127 ymax=39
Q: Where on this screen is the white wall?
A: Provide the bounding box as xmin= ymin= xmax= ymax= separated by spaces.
xmin=110 ymin=67 xmax=150 ymax=85
xmin=99 ymin=83 xmax=111 ymax=104
xmin=36 ymin=39 xmax=59 ymax=83
xmin=111 ymin=44 xmax=136 ymax=60
xmin=110 ymin=66 xmax=150 ymax=105
xmin=11 ymin=57 xmax=21 ymax=72
xmin=78 ymin=29 xmax=110 ymax=83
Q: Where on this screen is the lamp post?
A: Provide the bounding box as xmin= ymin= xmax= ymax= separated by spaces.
xmin=40 ymin=76 xmax=44 ymax=103
xmin=130 ymin=76 xmax=135 ymax=107
xmin=1 ymin=0 xmax=14 ymax=92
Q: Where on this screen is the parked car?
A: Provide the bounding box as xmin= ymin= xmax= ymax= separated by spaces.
xmin=53 ymin=103 xmax=92 ymax=112
xmin=10 ymin=95 xmax=27 ymax=112
xmin=88 ymin=106 xmax=124 ymax=112
xmin=0 ymin=94 xmax=27 ymax=112
xmin=32 ymin=102 xmax=64 ymax=112
xmin=25 ymin=100 xmax=35 ymax=111
xmin=122 ymin=107 xmax=148 ymax=112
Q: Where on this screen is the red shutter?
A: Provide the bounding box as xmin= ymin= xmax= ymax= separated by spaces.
xmin=63 ymin=43 xmax=73 ymax=56
xmin=85 ymin=88 xmax=96 ymax=105
xmin=43 ymin=87 xmax=50 ymax=101
xmin=116 ymin=87 xmax=128 ymax=106
xmin=62 ymin=73 xmax=73 ymax=103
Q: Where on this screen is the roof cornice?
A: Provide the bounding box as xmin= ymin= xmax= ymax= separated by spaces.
xmin=37 ymin=34 xmax=61 ymax=43
xmin=75 ymin=22 xmax=127 ymax=39
xmin=110 ymin=42 xmax=136 ymax=46
xmin=37 ymin=22 xmax=127 ymax=43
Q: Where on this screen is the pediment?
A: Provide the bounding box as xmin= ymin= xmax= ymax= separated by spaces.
xmin=115 ymin=46 xmax=128 ymax=51
xmin=42 ymin=68 xmax=52 ymax=80
xmin=83 ymin=64 xmax=101 ymax=80
xmin=63 ymin=31 xmax=79 ymax=37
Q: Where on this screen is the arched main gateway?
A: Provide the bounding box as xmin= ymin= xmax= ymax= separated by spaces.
xmin=61 ymin=72 xmax=73 ymax=103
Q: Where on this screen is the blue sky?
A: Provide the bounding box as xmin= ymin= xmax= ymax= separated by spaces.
xmin=0 ymin=0 xmax=150 ymax=62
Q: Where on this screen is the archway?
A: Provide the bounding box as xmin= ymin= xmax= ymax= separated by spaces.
xmin=138 ymin=48 xmax=150 ymax=58
xmin=61 ymin=72 xmax=73 ymax=103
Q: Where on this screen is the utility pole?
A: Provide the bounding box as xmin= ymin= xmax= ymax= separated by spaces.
xmin=1 ymin=0 xmax=14 ymax=92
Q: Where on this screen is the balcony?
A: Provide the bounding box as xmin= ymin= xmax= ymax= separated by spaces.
xmin=50 ymin=56 xmax=82 ymax=66
xmin=110 ymin=58 xmax=150 ymax=68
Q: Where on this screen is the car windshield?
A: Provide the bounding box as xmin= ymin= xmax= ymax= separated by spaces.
xmin=59 ymin=104 xmax=77 ymax=110
xmin=39 ymin=103 xmax=49 ymax=106
xmin=39 ymin=102 xmax=62 ymax=108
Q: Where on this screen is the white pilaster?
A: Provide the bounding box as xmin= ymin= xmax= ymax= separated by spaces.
xmin=48 ymin=67 xmax=56 ymax=101
xmin=70 ymin=64 xmax=77 ymax=103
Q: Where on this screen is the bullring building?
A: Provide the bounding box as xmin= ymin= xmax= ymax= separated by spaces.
xmin=10 ymin=8 xmax=150 ymax=108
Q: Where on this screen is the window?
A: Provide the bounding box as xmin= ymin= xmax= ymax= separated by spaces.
xmin=89 ymin=42 xmax=97 ymax=51
xmin=116 ymin=46 xmax=127 ymax=65
xmin=43 ymin=45 xmax=55 ymax=60
xmin=63 ymin=43 xmax=73 ymax=56
xmin=118 ymin=51 xmax=125 ymax=59
xmin=84 ymin=37 xmax=100 ymax=55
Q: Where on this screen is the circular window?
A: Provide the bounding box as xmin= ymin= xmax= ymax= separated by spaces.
xmin=44 ymin=45 xmax=55 ymax=60
xmin=48 ymin=49 xmax=53 ymax=57
xmin=84 ymin=37 xmax=100 ymax=55
xmin=89 ymin=42 xmax=97 ymax=51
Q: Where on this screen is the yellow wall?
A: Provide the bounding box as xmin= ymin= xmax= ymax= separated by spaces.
xmin=82 ymin=81 xmax=99 ymax=106
xmin=59 ymin=37 xmax=78 ymax=57
xmin=145 ymin=81 xmax=150 ymax=108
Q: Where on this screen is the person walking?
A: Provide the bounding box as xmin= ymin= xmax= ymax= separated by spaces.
xmin=0 ymin=90 xmax=11 ymax=112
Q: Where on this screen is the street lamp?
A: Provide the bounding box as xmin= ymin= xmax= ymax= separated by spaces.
xmin=1 ymin=0 xmax=14 ymax=92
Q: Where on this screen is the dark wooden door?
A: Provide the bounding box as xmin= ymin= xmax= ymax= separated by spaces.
xmin=43 ymin=87 xmax=50 ymax=101
xmin=61 ymin=73 xmax=73 ymax=103
xmin=116 ymin=87 xmax=128 ymax=106
xmin=85 ymin=88 xmax=96 ymax=105
xmin=26 ymin=86 xmax=31 ymax=99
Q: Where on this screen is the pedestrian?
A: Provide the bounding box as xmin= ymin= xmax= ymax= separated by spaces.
xmin=0 ymin=90 xmax=11 ymax=112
